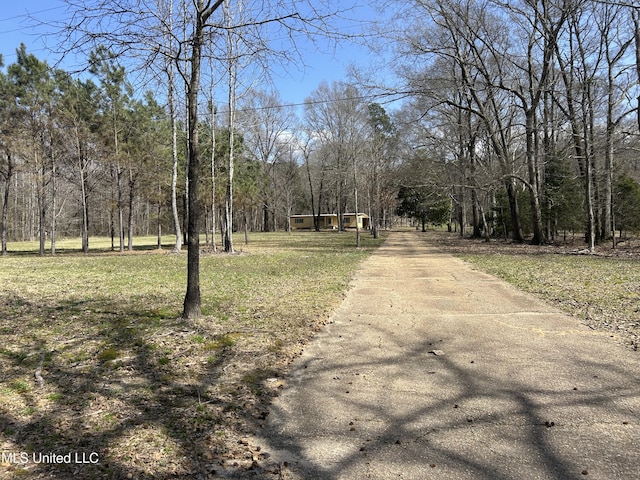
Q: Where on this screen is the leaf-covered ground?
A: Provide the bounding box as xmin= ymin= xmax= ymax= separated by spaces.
xmin=431 ymin=230 xmax=640 ymax=350
xmin=0 ymin=232 xmax=385 ymax=479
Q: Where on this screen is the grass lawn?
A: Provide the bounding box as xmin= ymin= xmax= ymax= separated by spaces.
xmin=0 ymin=231 xmax=385 ymax=479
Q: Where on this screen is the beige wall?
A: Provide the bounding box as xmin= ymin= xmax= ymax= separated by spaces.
xmin=291 ymin=215 xmax=337 ymax=229
xmin=291 ymin=214 xmax=369 ymax=230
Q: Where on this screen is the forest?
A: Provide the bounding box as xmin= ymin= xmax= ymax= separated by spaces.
xmin=1 ymin=0 xmax=640 ymax=257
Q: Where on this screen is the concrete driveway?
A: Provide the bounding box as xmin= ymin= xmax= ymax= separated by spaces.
xmin=254 ymin=231 xmax=640 ymax=479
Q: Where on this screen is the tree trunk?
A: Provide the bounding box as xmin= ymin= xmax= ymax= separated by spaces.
xmin=111 ymin=97 xmax=125 ymax=253
xmin=505 ymin=179 xmax=524 ymax=243
xmin=471 ymin=188 xmax=481 ymax=238
xmin=602 ymin=17 xmax=633 ymax=246
xmin=457 ymin=111 xmax=467 ymax=238
xmin=458 ymin=185 xmax=466 ymax=238
xmin=223 ymin=0 xmax=236 ymax=253
xmin=1 ymin=181 xmax=8 ymax=255
xmin=168 ymin=53 xmax=182 ymax=253
xmin=304 ymin=148 xmax=319 ymax=231
xmin=585 ymin=151 xmax=596 ymax=251
xmin=525 ymin=111 xmax=545 ymax=245
xmin=604 ymin=93 xmax=615 ymax=245
xmin=354 ymin=183 xmax=360 ymax=247
xmin=79 ymin=154 xmax=89 ymax=253
xmin=182 ymin=1 xmax=211 ymax=320
xmin=244 ymin=209 xmax=249 ymax=244
xmin=182 ymin=4 xmax=190 ymax=250
xmin=110 ymin=203 xmax=115 ymax=251
xmin=1 ymin=152 xmax=12 ymax=256
xmin=634 ymin=11 xmax=640 ymax=132
xmin=128 ymin=169 xmax=135 ymax=251
xmin=117 ymin=165 xmax=125 ymax=253
xmin=37 ymin=151 xmax=46 ymax=257
xmin=477 ymin=198 xmax=490 ymax=242
xmin=157 ymin=196 xmax=162 ymax=250
xmin=50 ymin=145 xmax=57 ymax=255
xmin=183 ymin=187 xmax=189 ymax=246
xmin=210 ymin=94 xmax=217 ymax=252
xmin=224 ymin=164 xmax=234 ymax=252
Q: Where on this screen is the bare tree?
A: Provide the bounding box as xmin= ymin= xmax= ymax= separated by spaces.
xmin=501 ymin=1 xmax=571 ymax=244
xmin=299 ymin=129 xmax=325 ymax=231
xmin=553 ymin=3 xmax=607 ymax=251
xmin=598 ymin=4 xmax=637 ymax=244
xmin=366 ymin=103 xmax=397 ymax=238
xmin=634 ymin=9 xmax=640 ymax=132
xmin=240 ymin=89 xmax=295 ymax=231
xmin=304 ymin=81 xmax=369 ymax=245
xmin=181 ymin=0 xmax=225 ymax=316
xmin=88 ymin=46 xmax=133 ymax=253
xmin=158 ymin=0 xmax=182 ymax=253
xmin=208 ymin=79 xmax=217 ymax=251
xmin=222 ymin=0 xmax=237 ymax=254
xmin=395 ymin=0 xmax=528 ymax=241
xmin=58 ymin=0 xmax=342 ymax=318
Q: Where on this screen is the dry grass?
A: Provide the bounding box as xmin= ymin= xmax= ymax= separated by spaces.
xmin=0 ymin=231 xmax=385 ymax=479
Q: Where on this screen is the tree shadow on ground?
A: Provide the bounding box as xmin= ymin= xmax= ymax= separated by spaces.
xmin=0 ymin=293 xmax=277 ymax=479
xmin=261 ymin=327 xmax=640 ymax=479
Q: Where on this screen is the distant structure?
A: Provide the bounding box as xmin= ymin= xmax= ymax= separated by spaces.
xmin=290 ymin=213 xmax=370 ymax=230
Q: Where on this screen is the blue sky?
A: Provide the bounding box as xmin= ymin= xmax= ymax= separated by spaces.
xmin=0 ymin=1 xmax=392 ymax=108
xmin=0 ymin=3 xmax=68 ymax=64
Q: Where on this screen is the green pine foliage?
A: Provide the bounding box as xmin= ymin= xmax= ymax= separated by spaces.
xmin=614 ymin=173 xmax=640 ymax=237
xmin=397 ymin=186 xmax=450 ymax=231
xmin=543 ymin=155 xmax=584 ymax=239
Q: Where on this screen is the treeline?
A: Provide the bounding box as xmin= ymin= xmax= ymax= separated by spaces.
xmin=390 ymin=0 xmax=640 ymax=248
xmin=0 ymin=43 xmax=254 ymax=254
xmin=4 ymin=0 xmax=640 ymax=255
xmin=0 ymin=45 xmax=185 ymax=254
xmin=0 ymin=44 xmax=401 ymax=255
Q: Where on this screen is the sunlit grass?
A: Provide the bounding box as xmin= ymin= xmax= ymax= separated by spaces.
xmin=3 ymin=235 xmax=161 ymax=254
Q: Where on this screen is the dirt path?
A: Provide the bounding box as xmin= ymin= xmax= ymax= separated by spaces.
xmin=254 ymin=231 xmax=640 ymax=479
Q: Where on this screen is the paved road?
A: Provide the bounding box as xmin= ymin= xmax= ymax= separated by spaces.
xmin=255 ymin=231 xmax=640 ymax=479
